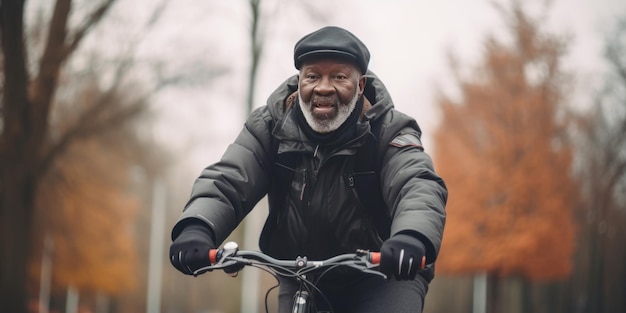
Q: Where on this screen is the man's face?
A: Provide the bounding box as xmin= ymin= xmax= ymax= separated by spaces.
xmin=298 ymin=59 xmax=365 ymax=133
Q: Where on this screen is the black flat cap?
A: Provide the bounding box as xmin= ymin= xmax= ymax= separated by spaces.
xmin=294 ymin=26 xmax=370 ymax=74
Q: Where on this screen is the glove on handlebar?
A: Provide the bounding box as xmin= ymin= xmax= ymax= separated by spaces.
xmin=380 ymin=233 xmax=426 ymax=281
xmin=169 ymin=222 xmax=216 ymax=275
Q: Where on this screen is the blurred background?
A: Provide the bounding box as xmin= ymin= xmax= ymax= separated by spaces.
xmin=1 ymin=0 xmax=625 ymax=312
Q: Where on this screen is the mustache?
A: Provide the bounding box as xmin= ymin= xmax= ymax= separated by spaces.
xmin=311 ymin=96 xmax=338 ymax=105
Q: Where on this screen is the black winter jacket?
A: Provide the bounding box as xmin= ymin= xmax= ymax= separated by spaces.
xmin=172 ymin=72 xmax=447 ymax=281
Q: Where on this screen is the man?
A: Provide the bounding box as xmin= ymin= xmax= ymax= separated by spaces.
xmin=170 ymin=26 xmax=447 ymax=312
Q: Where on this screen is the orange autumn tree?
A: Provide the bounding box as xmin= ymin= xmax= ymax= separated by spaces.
xmin=434 ymin=3 xmax=577 ymax=281
xmin=34 ymin=139 xmax=141 ymax=295
xmin=27 ymin=54 xmax=167 ymax=304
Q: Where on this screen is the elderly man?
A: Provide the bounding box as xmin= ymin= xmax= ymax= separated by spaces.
xmin=170 ymin=26 xmax=447 ymax=312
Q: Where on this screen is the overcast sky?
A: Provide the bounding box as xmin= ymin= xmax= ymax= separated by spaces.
xmin=127 ymin=0 xmax=626 ymax=186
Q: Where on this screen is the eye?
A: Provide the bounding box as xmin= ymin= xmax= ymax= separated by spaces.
xmin=334 ymin=74 xmax=348 ymax=80
xmin=305 ymin=73 xmax=319 ymax=80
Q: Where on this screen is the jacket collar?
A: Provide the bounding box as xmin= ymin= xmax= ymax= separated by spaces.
xmin=273 ymin=104 xmax=372 ymax=155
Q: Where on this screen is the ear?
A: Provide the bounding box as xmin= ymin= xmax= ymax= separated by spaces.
xmin=358 ymin=75 xmax=366 ymax=97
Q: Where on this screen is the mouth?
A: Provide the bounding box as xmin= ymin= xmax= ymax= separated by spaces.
xmin=311 ymin=97 xmax=337 ymax=116
xmin=313 ymin=103 xmax=335 ymax=115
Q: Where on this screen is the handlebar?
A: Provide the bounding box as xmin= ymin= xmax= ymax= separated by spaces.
xmin=195 ymin=241 xmax=386 ymax=279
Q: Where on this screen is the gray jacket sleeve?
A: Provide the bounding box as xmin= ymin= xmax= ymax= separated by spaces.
xmin=171 ymin=106 xmax=274 ymax=244
xmin=379 ymin=113 xmax=448 ymax=264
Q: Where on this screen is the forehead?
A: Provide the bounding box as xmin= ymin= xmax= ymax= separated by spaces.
xmin=300 ymin=57 xmax=360 ymax=73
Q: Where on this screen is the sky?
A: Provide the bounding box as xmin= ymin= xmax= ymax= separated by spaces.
xmin=117 ymin=0 xmax=626 ymax=189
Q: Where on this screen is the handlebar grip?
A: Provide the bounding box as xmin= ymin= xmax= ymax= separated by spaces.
xmin=370 ymin=253 xmax=426 ymax=269
xmin=369 ymin=252 xmax=380 ymax=264
xmin=209 ymin=249 xmax=219 ymax=264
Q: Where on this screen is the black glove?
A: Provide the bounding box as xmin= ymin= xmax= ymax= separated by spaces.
xmin=380 ymin=233 xmax=426 ymax=280
xmin=170 ymin=222 xmax=216 ymax=275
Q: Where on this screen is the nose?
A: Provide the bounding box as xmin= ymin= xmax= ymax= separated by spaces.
xmin=314 ymin=76 xmax=335 ymax=95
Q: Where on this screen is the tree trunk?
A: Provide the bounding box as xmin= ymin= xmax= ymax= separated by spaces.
xmin=0 ymin=0 xmax=37 ymax=312
xmin=588 ymin=212 xmax=606 ymax=313
xmin=486 ymin=273 xmax=500 ymax=313
xmin=0 ymin=164 xmax=37 ymax=313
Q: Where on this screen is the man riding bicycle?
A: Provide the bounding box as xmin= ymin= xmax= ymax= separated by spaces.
xmin=170 ymin=26 xmax=448 ymax=313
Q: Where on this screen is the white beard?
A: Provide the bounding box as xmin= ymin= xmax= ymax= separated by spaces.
xmin=298 ymin=87 xmax=360 ymax=134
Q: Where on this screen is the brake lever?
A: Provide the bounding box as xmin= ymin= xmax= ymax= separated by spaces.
xmin=361 ymin=268 xmax=387 ymax=279
xmin=192 ymin=259 xmax=236 ymax=276
xmin=193 ymin=245 xmax=241 ymax=276
xmin=343 ymin=263 xmax=387 ymax=280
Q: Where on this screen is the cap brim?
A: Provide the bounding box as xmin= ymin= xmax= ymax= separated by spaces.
xmin=296 ymin=50 xmax=359 ymax=68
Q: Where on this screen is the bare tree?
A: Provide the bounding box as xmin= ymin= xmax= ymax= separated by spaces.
xmin=572 ymin=17 xmax=626 ymax=313
xmin=1 ymin=2 xmax=120 ymax=311
xmin=0 ymin=0 xmax=191 ymax=311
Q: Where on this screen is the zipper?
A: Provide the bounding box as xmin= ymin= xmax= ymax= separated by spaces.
xmin=300 ymin=170 xmax=307 ymax=201
xmin=302 ymin=146 xmax=320 ymax=205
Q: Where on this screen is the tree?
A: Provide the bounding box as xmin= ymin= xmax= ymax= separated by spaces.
xmin=28 ymin=54 xmax=167 ymax=311
xmin=433 ymin=2 xmax=578 ymax=311
xmin=33 ymin=139 xmax=141 ymax=293
xmin=0 ymin=0 xmax=180 ymax=311
xmin=1 ymin=1 xmax=120 ymax=311
xmin=572 ymin=17 xmax=626 ymax=313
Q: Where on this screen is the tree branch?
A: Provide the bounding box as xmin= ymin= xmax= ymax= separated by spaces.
xmin=38 ymin=86 xmax=146 ymax=175
xmin=65 ymin=0 xmax=117 ymax=55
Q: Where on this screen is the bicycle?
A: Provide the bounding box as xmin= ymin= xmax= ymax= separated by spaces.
xmin=194 ymin=241 xmax=425 ymax=313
